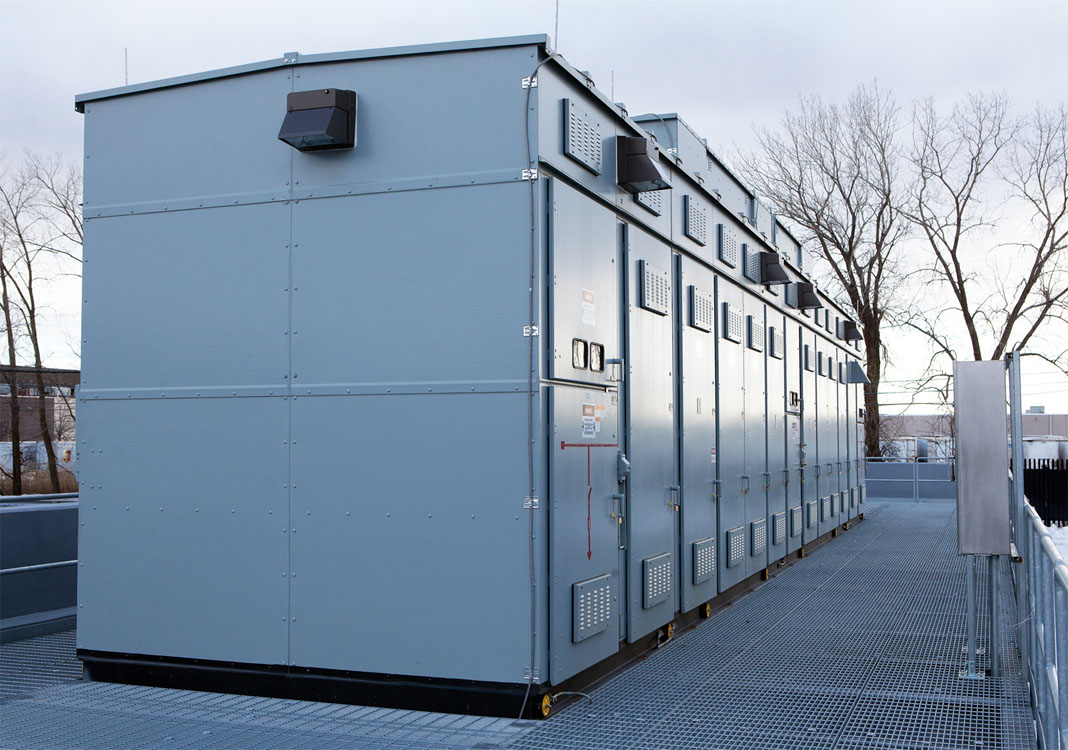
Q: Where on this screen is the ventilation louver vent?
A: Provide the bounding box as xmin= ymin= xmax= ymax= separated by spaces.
xmin=807 ymin=500 xmax=818 ymax=528
xmin=572 ymin=574 xmax=611 ymax=643
xmin=747 ymin=315 xmax=764 ymax=352
xmin=751 ymin=519 xmax=767 ymax=556
xmin=727 ymin=526 xmax=745 ymax=568
xmin=717 ymin=224 xmax=738 ymax=268
xmin=786 ymin=283 xmax=799 ymax=308
xmin=722 ymin=303 xmax=743 ymax=343
xmin=635 ymin=190 xmax=663 ymax=216
xmin=804 ymin=345 xmax=814 ymax=372
xmin=772 ymin=512 xmax=787 ymax=545
xmin=690 ymin=286 xmax=714 ymax=332
xmin=693 ymin=537 xmax=716 ymax=585
xmin=821 ymin=497 xmax=832 ymax=521
xmin=791 ymin=506 xmax=803 ymax=537
xmin=743 ymin=244 xmax=761 ymax=282
xmin=563 ymin=99 xmax=602 ymax=174
xmin=640 ymin=261 xmax=670 ymax=316
xmin=769 ymin=327 xmax=784 ymax=359
xmin=643 ymin=553 xmax=672 ymax=608
xmin=684 ymin=195 xmax=708 ymax=246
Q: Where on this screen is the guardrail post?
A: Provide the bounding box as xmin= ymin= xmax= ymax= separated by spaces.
xmin=1055 ymin=566 xmax=1068 ymax=749
xmin=990 ymin=554 xmax=1001 ymax=678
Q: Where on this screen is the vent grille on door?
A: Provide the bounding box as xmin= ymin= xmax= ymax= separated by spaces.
xmin=717 ymin=224 xmax=738 ymax=268
xmin=786 ymin=283 xmax=799 ymax=308
xmin=790 ymin=506 xmax=803 ymax=537
xmin=850 ymin=488 xmax=857 ymax=508
xmin=804 ymin=345 xmax=814 ymax=372
xmin=726 ymin=526 xmax=745 ymax=568
xmin=572 ymin=574 xmax=612 ymax=643
xmin=722 ymin=303 xmax=743 ymax=343
xmin=821 ymin=496 xmax=832 ymax=521
xmin=751 ymin=519 xmax=768 ymax=556
xmin=640 ymin=261 xmax=671 ymax=316
xmin=643 ymin=553 xmax=672 ymax=608
xmin=747 ymin=315 xmax=764 ymax=351
xmin=693 ymin=537 xmax=716 ymax=585
xmin=769 ymin=327 xmax=784 ymax=359
xmin=684 ymin=195 xmax=708 ymax=246
xmin=634 ymin=189 xmax=663 ymax=216
xmin=689 ymin=286 xmax=715 ymax=332
xmin=743 ymin=244 xmax=761 ymax=282
xmin=807 ymin=500 xmax=818 ymax=528
xmin=772 ymin=512 xmax=787 ymax=545
xmin=563 ymin=99 xmax=602 ymax=174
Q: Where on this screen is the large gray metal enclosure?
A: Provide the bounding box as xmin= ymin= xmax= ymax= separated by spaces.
xmin=74 ymin=35 xmax=867 ymax=716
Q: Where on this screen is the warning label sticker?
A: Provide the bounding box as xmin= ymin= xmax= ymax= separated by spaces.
xmin=582 ymin=288 xmax=596 ymax=326
xmin=581 ymin=403 xmax=605 ymax=439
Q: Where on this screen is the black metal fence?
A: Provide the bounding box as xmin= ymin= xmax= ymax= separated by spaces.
xmin=1024 ymin=458 xmax=1068 ymax=525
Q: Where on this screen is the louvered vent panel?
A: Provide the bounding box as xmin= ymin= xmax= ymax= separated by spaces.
xmin=722 ymin=302 xmax=743 ymax=343
xmin=726 ymin=526 xmax=745 ymax=568
xmin=747 ymin=315 xmax=764 ymax=352
xmin=717 ymin=224 xmax=738 ymax=268
xmin=790 ymin=506 xmax=803 ymax=537
xmin=640 ymin=261 xmax=670 ymax=316
xmin=643 ymin=553 xmax=672 ymax=608
xmin=743 ymin=244 xmax=762 ymax=282
xmin=751 ymin=519 xmax=767 ymax=556
xmin=684 ymin=195 xmax=708 ymax=246
xmin=572 ymin=574 xmax=611 ymax=643
xmin=693 ymin=537 xmax=716 ymax=585
xmin=807 ymin=500 xmax=818 ymax=528
xmin=769 ymin=327 xmax=784 ymax=360
xmin=635 ymin=190 xmax=663 ymax=216
xmin=786 ymin=283 xmax=798 ymax=308
xmin=772 ymin=512 xmax=787 ymax=545
xmin=563 ymin=99 xmax=602 ymax=174
xmin=689 ymin=286 xmax=714 ymax=332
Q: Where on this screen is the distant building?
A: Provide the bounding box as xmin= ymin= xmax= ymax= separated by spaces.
xmin=0 ymin=365 xmax=80 ymax=443
xmin=881 ymin=407 xmax=1068 ymax=459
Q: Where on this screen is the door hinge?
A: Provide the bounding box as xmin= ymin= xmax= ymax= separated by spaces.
xmin=523 ymin=325 xmax=539 ymax=337
xmin=523 ymin=666 xmax=541 ymax=681
xmin=522 ymin=168 xmax=539 ymax=181
xmin=523 ymin=496 xmax=540 ymax=509
xmin=521 ymin=76 xmax=538 ymax=88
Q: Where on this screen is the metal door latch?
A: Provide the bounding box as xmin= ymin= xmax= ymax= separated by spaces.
xmin=668 ymin=485 xmax=680 ymax=510
xmin=741 ymin=475 xmax=750 ymax=495
xmin=616 ymin=452 xmax=631 ymax=483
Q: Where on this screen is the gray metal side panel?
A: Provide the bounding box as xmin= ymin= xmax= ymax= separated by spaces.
xmin=743 ymin=299 xmax=767 ymax=577
xmin=716 ymin=280 xmax=746 ymax=592
xmin=291 ymin=185 xmax=532 ymax=386
xmin=817 ymin=347 xmax=836 ymax=536
xmin=288 ymin=393 xmax=540 ymax=683
xmin=765 ymin=309 xmax=787 ymax=564
xmin=679 ymin=258 xmax=718 ymax=612
xmin=546 ymin=387 xmax=620 ymax=683
xmin=77 ymin=398 xmax=289 ymax=665
xmin=623 ymin=225 xmax=677 ymax=642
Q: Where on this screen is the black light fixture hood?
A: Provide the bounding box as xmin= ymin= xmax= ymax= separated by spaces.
xmin=616 ymin=135 xmax=672 ymax=193
xmin=279 ymin=88 xmax=357 ymax=152
xmin=795 ymin=281 xmax=823 ymax=310
xmin=842 ymin=320 xmax=863 ymax=341
xmin=847 ymin=361 xmax=870 ymax=384
xmin=759 ymin=251 xmax=790 ymax=284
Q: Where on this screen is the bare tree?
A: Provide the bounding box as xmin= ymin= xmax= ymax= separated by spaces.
xmin=0 ymin=164 xmax=26 ymax=493
xmin=740 ymin=83 xmax=909 ymax=457
xmin=905 ymin=96 xmax=1068 ymax=371
xmin=0 ymin=154 xmax=83 ymax=493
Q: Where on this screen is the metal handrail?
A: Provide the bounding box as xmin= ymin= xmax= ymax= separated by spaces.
xmin=0 ymin=492 xmax=78 ymax=503
xmin=1017 ymin=499 xmax=1068 ymax=749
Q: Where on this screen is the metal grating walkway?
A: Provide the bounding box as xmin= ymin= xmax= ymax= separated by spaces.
xmin=0 ymin=502 xmax=1037 ymax=749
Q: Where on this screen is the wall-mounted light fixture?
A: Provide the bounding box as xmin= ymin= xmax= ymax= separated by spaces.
xmin=278 ymin=89 xmax=356 ymax=152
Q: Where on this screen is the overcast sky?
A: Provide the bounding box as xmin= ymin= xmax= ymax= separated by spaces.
xmin=4 ymin=0 xmax=1067 ymax=412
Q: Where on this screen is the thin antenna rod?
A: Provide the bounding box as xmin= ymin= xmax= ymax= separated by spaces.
xmin=124 ymin=48 xmax=128 ymax=86
xmin=554 ymin=0 xmax=559 ymax=49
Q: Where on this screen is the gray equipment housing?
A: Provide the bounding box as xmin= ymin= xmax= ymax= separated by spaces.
xmin=74 ymin=35 xmax=866 ymax=709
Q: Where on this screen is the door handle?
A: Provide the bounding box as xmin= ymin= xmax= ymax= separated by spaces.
xmin=668 ymin=485 xmax=680 ymax=510
xmin=611 ymin=493 xmax=625 ymax=522
xmin=711 ymin=478 xmax=721 ymax=501
xmin=607 ymin=357 xmax=625 ymax=384
xmin=783 ymin=468 xmax=791 ymax=486
xmin=761 ymin=471 xmax=771 ymax=491
xmin=741 ymin=475 xmax=750 ymax=495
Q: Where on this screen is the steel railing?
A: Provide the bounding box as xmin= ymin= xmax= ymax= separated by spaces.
xmin=1016 ymin=499 xmax=1068 ymax=750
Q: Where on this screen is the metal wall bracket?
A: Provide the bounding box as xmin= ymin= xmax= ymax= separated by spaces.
xmin=523 ymin=497 xmax=540 ymax=509
xmin=521 ymin=168 xmax=539 ymax=180
xmin=523 ymin=666 xmax=540 ymax=681
xmin=521 ymin=76 xmax=538 ymax=88
xmin=523 ymin=325 xmax=539 ymax=336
